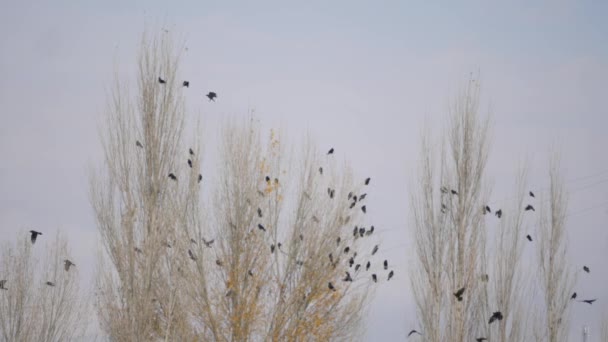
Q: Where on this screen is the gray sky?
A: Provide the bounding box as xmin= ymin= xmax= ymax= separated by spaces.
xmin=1 ymin=1 xmax=607 ymax=340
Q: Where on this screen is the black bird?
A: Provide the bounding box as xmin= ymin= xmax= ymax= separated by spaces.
xmin=359 ymin=227 xmax=365 ymax=237
xmin=579 ymin=299 xmax=597 ymax=305
xmin=319 ymin=167 xmax=323 ymax=175
xmin=525 ymin=204 xmax=535 ymax=211
xmin=330 ymin=189 xmax=335 ymax=199
xmin=495 ymin=209 xmax=502 ymax=218
xmin=327 ymin=148 xmax=334 ymax=155
xmin=489 ymin=311 xmax=503 ymax=324
xmin=158 ymin=77 xmax=166 ymax=84
xmin=361 ymin=205 xmax=367 ymax=214
xmin=198 ymin=174 xmax=202 ymax=183
xmin=270 ymin=244 xmax=275 ymax=253
xmin=189 ymin=148 xmax=194 ymax=156
xmin=206 ymin=92 xmax=217 ymax=101
xmin=344 ymin=246 xmax=350 ymax=254
xmin=258 ymin=208 xmax=263 ymax=218
xmin=365 ymin=177 xmax=371 ymax=185
xmin=136 ymin=140 xmax=143 ymax=148
xmin=383 ymin=260 xmax=388 ymax=270
xmin=372 ymin=245 xmax=379 ymax=255
xmin=355 ymin=264 xmax=361 ymax=272
xmin=359 ymin=193 xmax=367 ymax=201
xmin=216 ymin=259 xmax=223 ymax=267
xmin=343 ymin=272 xmax=353 ymax=282
xmin=188 ymin=159 xmax=192 ymax=168
xmin=485 ymin=205 xmax=491 ymax=214
xmin=182 ymin=80 xmax=189 ymax=87
xmin=188 ymin=250 xmax=197 ymax=261
xmin=328 ymin=282 xmax=336 ymax=291
xmin=336 ymin=237 xmax=341 ymax=246
xmin=258 ymin=224 xmax=266 ymax=232
xmin=348 ymin=192 xmax=353 ymax=200
xmin=46 ymin=281 xmax=55 ymax=287
xmin=0 ymin=280 xmax=7 ymax=290
xmin=348 ymin=257 xmax=355 ymax=268
xmin=583 ymin=266 xmax=590 ymax=273
xmin=64 ymin=259 xmax=75 ymax=272
xmin=353 ymin=226 xmax=358 ymax=237
xmin=407 ymin=330 xmax=421 ymax=337
xmin=454 ymin=286 xmax=466 ymax=299
xmin=349 ymin=202 xmax=356 ymax=209
xmin=571 ymin=292 xmax=577 ymax=300
xmin=168 ymin=173 xmax=177 ymax=181
xmin=203 ymin=238 xmax=214 ymax=247
xmin=388 ymin=270 xmax=394 ymax=281
xmin=366 ymin=226 xmax=374 ymax=236
xmin=476 ymin=338 xmax=488 ymax=342
xmin=29 ymin=230 xmax=42 ymax=244
xmin=529 ymin=191 xmax=535 ymax=198
xmin=372 ymin=274 xmax=377 ymax=283
xmin=265 ymin=176 xmax=270 ymax=183
xmin=451 ymin=189 xmax=458 ymax=195
xmin=366 ymin=261 xmax=371 ymax=271
xmin=526 ymin=235 xmax=533 ymax=242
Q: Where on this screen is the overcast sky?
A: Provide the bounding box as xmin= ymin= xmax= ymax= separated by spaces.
xmin=1 ymin=1 xmax=607 ymax=341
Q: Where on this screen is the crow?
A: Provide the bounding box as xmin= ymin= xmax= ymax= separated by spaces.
xmin=495 ymin=209 xmax=502 ymax=218
xmin=198 ymin=174 xmax=202 ymax=183
xmin=206 ymin=92 xmax=217 ymax=101
xmin=328 ymin=282 xmax=336 ymax=291
xmin=183 ymin=81 xmax=189 ymax=87
xmin=372 ymin=245 xmax=379 ymax=255
xmin=383 ymin=260 xmax=388 ymax=270
xmin=46 ymin=281 xmax=55 ymax=287
xmin=359 ymin=227 xmax=365 ymax=237
xmin=189 ymin=148 xmax=194 ymax=156
xmin=343 ymin=272 xmax=353 ymax=282
xmin=526 ymin=235 xmax=533 ymax=242
xmin=216 ymin=259 xmax=223 ymax=267
xmin=366 ymin=226 xmax=374 ymax=236
xmin=353 ymin=226 xmax=358 ymax=237
xmin=525 ymin=204 xmax=535 ymax=212
xmin=372 ymin=274 xmax=377 ymax=283
xmin=485 ymin=205 xmax=491 ymax=214
xmin=344 ymin=246 xmax=350 ymax=254
xmin=571 ymin=292 xmax=577 ymax=300
xmin=188 ymin=159 xmax=192 ymax=168
xmin=350 ymin=202 xmax=356 ymax=209
xmin=388 ymin=270 xmax=394 ymax=281
xmin=359 ymin=193 xmax=367 ymax=201
xmin=327 ymin=148 xmax=334 ymax=155
xmin=348 ymin=257 xmax=355 ymax=268
xmin=319 ymin=167 xmax=323 ymax=175
xmin=168 ymin=173 xmax=177 ymax=181
xmin=158 ymin=77 xmax=166 ymax=84
xmin=489 ymin=311 xmax=503 ymax=324
xmin=529 ymin=191 xmax=535 ymax=198
xmin=353 ymin=195 xmax=357 ymax=202
xmin=583 ymin=266 xmax=590 ymax=273
xmin=355 ymin=264 xmax=361 ymax=272
xmin=407 ymin=330 xmax=421 ymax=337
xmin=451 ymin=189 xmax=458 ymax=195
xmin=188 ymin=250 xmax=197 ymax=261
xmin=64 ymin=259 xmax=75 ymax=272
xmin=365 ymin=177 xmax=371 ymax=185
xmin=336 ymin=237 xmax=341 ymax=246
xmin=0 ymin=280 xmax=7 ymax=290
xmin=454 ymin=287 xmax=466 ymax=299
xmin=29 ymin=230 xmax=42 ymax=244
xmin=361 ymin=205 xmax=367 ymax=214
xmin=265 ymin=176 xmax=270 ymax=183
xmin=330 ymin=189 xmax=335 ymax=199
xmin=579 ymin=299 xmax=597 ymax=305
xmin=136 ymin=140 xmax=143 ymax=148
xmin=366 ymin=261 xmax=371 ymax=271
xmin=258 ymin=208 xmax=263 ymax=218
xmin=258 ymin=224 xmax=266 ymax=232
xmin=203 ymin=238 xmax=214 ymax=248
xmin=270 ymin=244 xmax=275 ymax=253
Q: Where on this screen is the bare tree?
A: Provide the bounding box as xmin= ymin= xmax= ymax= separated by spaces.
xmin=535 ymin=155 xmax=575 ymax=342
xmin=0 ymin=231 xmax=88 ymax=342
xmin=410 ymin=79 xmax=491 ymax=341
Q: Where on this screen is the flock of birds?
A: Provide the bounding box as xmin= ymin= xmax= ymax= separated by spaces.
xmin=157 ymin=76 xmax=216 ymax=102
xmin=406 ymin=189 xmax=597 ymax=339
xmin=0 ymin=230 xmax=76 ymax=291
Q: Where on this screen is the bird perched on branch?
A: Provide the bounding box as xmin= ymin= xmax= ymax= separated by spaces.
xmin=495 ymin=209 xmax=502 ymax=218
xmin=158 ymin=77 xmax=166 ymax=84
xmin=526 ymin=235 xmax=533 ymax=242
xmin=64 ymin=259 xmax=75 ymax=272
xmin=388 ymin=270 xmax=394 ymax=281
xmin=365 ymin=177 xmax=371 ymax=185
xmin=45 ymin=281 xmax=55 ymax=287
xmin=182 ymin=80 xmax=189 ymax=87
xmin=206 ymin=92 xmax=217 ymax=101
xmin=454 ymin=286 xmax=466 ymax=301
xmin=583 ymin=266 xmax=590 ymax=273
xmin=489 ymin=311 xmax=503 ymax=324
xmin=327 ymin=148 xmax=334 ymax=155
xmin=168 ymin=173 xmax=177 ymax=181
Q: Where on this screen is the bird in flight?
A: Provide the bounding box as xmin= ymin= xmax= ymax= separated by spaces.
xmin=526 ymin=235 xmax=533 ymax=242
xmin=206 ymin=92 xmax=217 ymax=101
xmin=525 ymin=204 xmax=535 ymax=212
xmin=454 ymin=286 xmax=466 ymax=301
xmin=327 ymin=148 xmax=334 ymax=155
xmin=571 ymin=292 xmax=577 ymax=300
xmin=579 ymin=299 xmax=597 ymax=305
xmin=344 ymin=246 xmax=350 ymax=254
xmin=45 ymin=281 xmax=55 ymax=287
xmin=168 ymin=173 xmax=177 ymax=181
xmin=203 ymin=238 xmax=214 ymax=248
xmin=489 ymin=311 xmax=503 ymax=324
xmin=328 ymin=282 xmax=336 ymax=291
xmin=158 ymin=77 xmax=166 ymax=84
xmin=495 ymin=209 xmax=502 ymax=218
xmin=0 ymin=280 xmax=7 ymax=290
xmin=136 ymin=140 xmax=143 ymax=148
xmin=583 ymin=266 xmax=590 ymax=273
xmin=388 ymin=270 xmax=394 ymax=281
xmin=64 ymin=259 xmax=75 ymax=272
xmin=407 ymin=330 xmax=421 ymax=337
xmin=361 ymin=205 xmax=367 ymax=214
xmin=29 ymin=230 xmax=42 ymax=244
xmin=183 ymin=81 xmax=189 ymax=87
xmin=529 ymin=191 xmax=535 ymax=198
xmin=365 ymin=177 xmax=371 ymax=185
xmin=372 ymin=245 xmax=379 ymax=255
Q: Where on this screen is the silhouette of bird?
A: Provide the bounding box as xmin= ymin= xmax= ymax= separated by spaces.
xmin=489 ymin=311 xmax=503 ymax=324
xmin=265 ymin=176 xmax=270 ymax=183
xmin=350 ymin=202 xmax=356 ymax=209
xmin=0 ymin=280 xmax=7 ymax=290
xmin=46 ymin=281 xmax=55 ymax=287
xmin=188 ymin=250 xmax=197 ymax=261
xmin=64 ymin=259 xmax=75 ymax=272
xmin=343 ymin=272 xmax=353 ymax=282
xmin=203 ymin=238 xmax=214 ymax=247
xmin=571 ymin=292 xmax=577 ymax=300
xmin=327 ymin=148 xmax=334 ymax=155
xmin=189 ymin=148 xmax=194 ymax=156
xmin=353 ymin=226 xmax=358 ymax=237
xmin=525 ymin=204 xmax=535 ymax=212
xmin=583 ymin=266 xmax=590 ymax=273
xmin=407 ymin=330 xmax=421 ymax=337
xmin=388 ymin=270 xmax=394 ymax=281
xmin=355 ymin=264 xmax=361 ymax=272
xmin=383 ymin=260 xmax=388 ymax=270
xmin=330 ymin=189 xmax=335 ymax=199
xmin=136 ymin=140 xmax=143 ymax=148
xmin=476 ymin=338 xmax=488 ymax=342
xmin=158 ymin=77 xmax=166 ymax=84
xmin=359 ymin=227 xmax=365 ymax=237
xmin=328 ymin=282 xmax=336 ymax=291
xmin=348 ymin=257 xmax=355 ymax=268
xmin=366 ymin=261 xmax=371 ymax=271
xmin=198 ymin=174 xmax=202 ymax=183
xmin=526 ymin=235 xmax=533 ymax=242
xmin=168 ymin=173 xmax=177 ymax=181
xmin=495 ymin=209 xmax=502 ymax=218
xmin=216 ymin=259 xmax=223 ymax=267
xmin=372 ymin=245 xmax=379 ymax=255
xmin=372 ymin=274 xmax=377 ymax=283
xmin=529 ymin=191 xmax=535 ymax=198
xmin=366 ymin=226 xmax=374 ymax=236
xmin=296 ymin=260 xmax=304 ymax=266
xmin=319 ymin=167 xmax=323 ymax=175
xmin=454 ymin=287 xmax=466 ymax=299
xmin=29 ymin=230 xmax=42 ymax=244
xmin=348 ymin=192 xmax=353 ymax=200
xmin=188 ymin=159 xmax=192 ymax=168
xmin=344 ymin=246 xmax=350 ymax=254
xmin=258 ymin=208 xmax=263 ymax=218
xmin=485 ymin=205 xmax=491 ymax=214
xmin=361 ymin=205 xmax=367 ymax=214
xmin=258 ymin=224 xmax=266 ymax=232
xmin=365 ymin=177 xmax=371 ymax=185
xmin=579 ymin=299 xmax=597 ymax=305
xmin=451 ymin=189 xmax=458 ymax=195
xmin=183 ymin=81 xmax=189 ymax=87
xmin=359 ymin=194 xmax=367 ymax=201
xmin=206 ymin=92 xmax=217 ymax=101
xmin=270 ymin=244 xmax=275 ymax=253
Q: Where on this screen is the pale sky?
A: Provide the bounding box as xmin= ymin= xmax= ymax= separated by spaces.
xmin=1 ymin=1 xmax=607 ymax=341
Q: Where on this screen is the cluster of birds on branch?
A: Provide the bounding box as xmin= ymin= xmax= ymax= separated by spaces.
xmin=0 ymin=230 xmax=76 ymax=291
xmin=407 ymin=188 xmax=596 ymax=339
